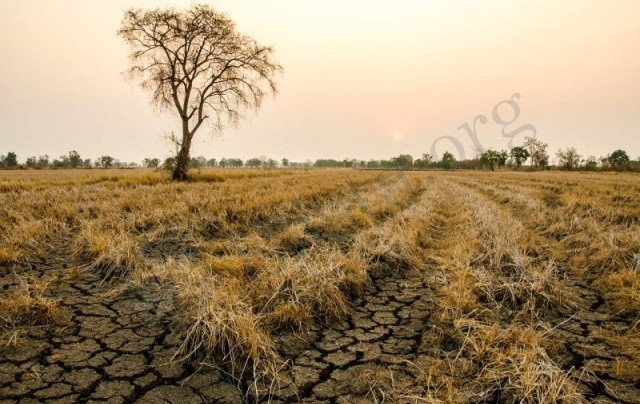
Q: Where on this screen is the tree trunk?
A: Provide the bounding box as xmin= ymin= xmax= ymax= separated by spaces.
xmin=172 ymin=122 xmax=192 ymax=181
xmin=172 ymin=146 xmax=190 ymax=181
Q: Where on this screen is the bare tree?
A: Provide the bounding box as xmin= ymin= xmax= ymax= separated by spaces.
xmin=556 ymin=147 xmax=582 ymax=170
xmin=118 ymin=5 xmax=281 ymax=180
xmin=523 ymin=136 xmax=549 ymax=169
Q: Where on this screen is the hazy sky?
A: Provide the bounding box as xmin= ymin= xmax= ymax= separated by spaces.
xmin=1 ymin=0 xmax=639 ymax=162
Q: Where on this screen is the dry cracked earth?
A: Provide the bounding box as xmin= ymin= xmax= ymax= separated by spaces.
xmin=547 ymin=277 xmax=640 ymax=404
xmin=1 ymin=261 xmax=241 ymax=404
xmin=1 ymin=255 xmax=438 ymax=404
xmin=269 ymin=268 xmax=437 ymax=403
xmin=2 ymin=252 xmax=639 ymax=403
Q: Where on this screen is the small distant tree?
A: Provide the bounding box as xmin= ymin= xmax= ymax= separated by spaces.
xmin=68 ymin=150 xmax=82 ymax=168
xmin=245 ymin=158 xmax=262 ymax=168
xmin=189 ymin=156 xmax=207 ymax=168
xmin=496 ymin=150 xmax=509 ymax=167
xmin=391 ymin=154 xmax=413 ymax=168
xmin=118 ymin=5 xmax=281 ymax=181
xmin=441 ymin=151 xmax=456 ymax=170
xmin=206 ymin=158 xmax=217 ymax=167
xmin=25 ymin=156 xmax=37 ymax=168
xmin=3 ymin=152 xmax=18 ymax=168
xmin=608 ymin=149 xmax=630 ymax=171
xmin=228 ymin=158 xmax=243 ymax=168
xmin=583 ymin=156 xmax=598 ymax=171
xmin=266 ymin=158 xmax=277 ymax=169
xmin=281 ymin=158 xmax=289 ymax=167
xmin=540 ymin=155 xmax=550 ymax=168
xmin=83 ymin=159 xmax=93 ymax=168
xmin=556 ymin=147 xmax=582 ymax=170
xmin=58 ymin=155 xmax=71 ymax=168
xmin=162 ymin=157 xmax=176 ymax=170
xmin=97 ymin=155 xmax=115 ymax=168
xmin=414 ymin=153 xmax=433 ymax=168
xmin=36 ymin=155 xmax=49 ymax=169
xmin=523 ymin=137 xmax=548 ymax=169
xmin=480 ymin=149 xmax=502 ymax=171
xmin=143 ymin=157 xmax=160 ymax=168
xmin=189 ymin=157 xmax=202 ymax=168
xmin=315 ymin=159 xmax=341 ymax=168
xmin=366 ymin=160 xmax=381 ymax=168
xmin=510 ymin=146 xmax=530 ymax=168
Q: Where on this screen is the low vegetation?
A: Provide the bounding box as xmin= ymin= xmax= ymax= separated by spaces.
xmin=0 ymin=277 xmax=66 ymax=346
xmin=1 ymin=168 xmax=638 ymax=401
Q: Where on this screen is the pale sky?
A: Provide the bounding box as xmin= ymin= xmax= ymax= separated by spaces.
xmin=1 ymin=0 xmax=639 ymax=162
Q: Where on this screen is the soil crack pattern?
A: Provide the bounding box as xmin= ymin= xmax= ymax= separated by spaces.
xmin=0 ymin=266 xmax=245 ymax=404
xmin=267 ymin=268 xmax=437 ymax=403
xmin=2 ymin=226 xmax=437 ymax=403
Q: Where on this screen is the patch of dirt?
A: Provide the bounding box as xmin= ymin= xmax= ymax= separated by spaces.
xmin=142 ymin=238 xmax=201 ymax=260
xmin=265 ymin=268 xmax=438 ymax=403
xmin=0 ymin=264 xmax=243 ymax=404
xmin=548 ymin=277 xmax=640 ymax=404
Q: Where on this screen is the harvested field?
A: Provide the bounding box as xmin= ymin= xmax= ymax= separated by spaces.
xmin=1 ymin=169 xmax=639 ymax=403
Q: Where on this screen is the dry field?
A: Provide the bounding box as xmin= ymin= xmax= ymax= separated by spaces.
xmin=1 ymin=168 xmax=639 ymax=403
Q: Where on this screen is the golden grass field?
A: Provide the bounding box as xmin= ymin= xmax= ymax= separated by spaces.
xmin=1 ymin=168 xmax=639 ymax=403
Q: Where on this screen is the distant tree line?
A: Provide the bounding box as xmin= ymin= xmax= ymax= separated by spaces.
xmin=1 ymin=139 xmax=638 ymax=172
xmin=0 ymin=151 xmax=140 ymax=169
xmin=0 ymin=151 xmax=304 ymax=170
xmin=348 ymin=137 xmax=637 ymax=172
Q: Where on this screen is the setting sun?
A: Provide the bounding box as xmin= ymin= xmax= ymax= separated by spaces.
xmin=393 ymin=132 xmax=403 ymax=141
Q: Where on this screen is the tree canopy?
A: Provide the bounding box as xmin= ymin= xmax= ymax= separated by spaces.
xmin=118 ymin=5 xmax=281 ymax=180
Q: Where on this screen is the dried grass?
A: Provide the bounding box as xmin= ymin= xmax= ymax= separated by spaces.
xmin=2 ymin=168 xmax=639 ymax=401
xmin=0 ymin=278 xmax=66 ymax=345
